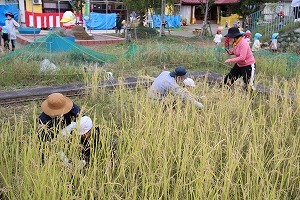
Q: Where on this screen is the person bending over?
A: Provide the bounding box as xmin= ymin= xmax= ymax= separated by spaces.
xmin=147 ymin=66 xmax=203 ymax=109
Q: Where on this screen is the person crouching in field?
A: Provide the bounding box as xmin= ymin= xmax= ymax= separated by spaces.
xmin=60 ymin=116 xmax=117 ymax=169
xmin=38 ymin=93 xmax=81 ymax=141
xmin=147 ymin=66 xmax=203 ymax=109
xmin=270 ymin=33 xmax=279 ymax=52
xmin=224 ymin=27 xmax=256 ymax=91
xmin=252 ymin=33 xmax=262 ymax=52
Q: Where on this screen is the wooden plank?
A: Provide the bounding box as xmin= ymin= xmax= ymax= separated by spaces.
xmin=0 ymin=71 xmax=272 ymax=105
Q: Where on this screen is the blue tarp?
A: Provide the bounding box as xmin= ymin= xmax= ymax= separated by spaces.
xmin=0 ymin=4 xmax=19 ymax=26
xmin=152 ymin=14 xmax=180 ymax=28
xmin=84 ymin=12 xmax=116 ymax=30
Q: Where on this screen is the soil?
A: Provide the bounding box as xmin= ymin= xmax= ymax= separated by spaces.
xmin=72 ymin=25 xmax=93 ymax=40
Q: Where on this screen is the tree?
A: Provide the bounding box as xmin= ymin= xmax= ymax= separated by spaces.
xmin=69 ymin=0 xmax=84 ymax=17
xmin=232 ymin=0 xmax=278 ymax=28
xmin=199 ymin=0 xmax=215 ymax=36
xmin=123 ymin=0 xmax=177 ymax=38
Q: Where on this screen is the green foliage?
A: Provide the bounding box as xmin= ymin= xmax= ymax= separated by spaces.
xmin=123 ymin=0 xmax=177 ymax=12
xmin=1 ymin=34 xmax=300 ymax=89
xmin=233 ymin=0 xmax=278 ymax=17
xmin=136 ymin=26 xmax=159 ymax=39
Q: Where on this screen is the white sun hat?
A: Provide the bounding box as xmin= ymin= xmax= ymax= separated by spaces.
xmin=183 ymin=78 xmax=195 ymax=87
xmin=78 ymin=116 xmax=93 ymax=135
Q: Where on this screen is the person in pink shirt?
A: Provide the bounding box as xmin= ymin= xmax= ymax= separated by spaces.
xmin=224 ymin=27 xmax=256 ymax=91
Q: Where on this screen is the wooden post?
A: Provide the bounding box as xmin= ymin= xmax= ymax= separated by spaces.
xmin=201 ymin=0 xmax=209 ymax=36
xmin=160 ymin=0 xmax=165 ymax=37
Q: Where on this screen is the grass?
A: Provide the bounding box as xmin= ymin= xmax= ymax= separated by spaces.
xmin=0 ymin=24 xmax=300 ymax=200
xmin=1 ymin=34 xmax=299 ymax=90
xmin=0 ymin=75 xmax=299 ymax=199
xmin=253 ymin=21 xmax=300 ymax=43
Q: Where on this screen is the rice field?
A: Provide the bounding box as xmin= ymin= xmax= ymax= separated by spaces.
xmin=0 ymin=36 xmax=300 ymax=199
xmin=0 ymin=74 xmax=299 ymax=199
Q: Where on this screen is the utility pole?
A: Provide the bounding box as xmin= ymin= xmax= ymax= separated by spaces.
xmin=31 ymin=0 xmax=35 ymax=41
xmin=125 ymin=9 xmax=129 ymax=42
xmin=160 ymin=0 xmax=165 ymax=37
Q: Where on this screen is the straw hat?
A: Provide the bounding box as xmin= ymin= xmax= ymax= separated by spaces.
xmin=41 ymin=93 xmax=73 ymax=117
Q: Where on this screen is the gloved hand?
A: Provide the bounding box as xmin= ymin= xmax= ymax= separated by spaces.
xmin=196 ymin=101 xmax=204 ymax=109
xmin=60 ymin=151 xmax=69 ymax=165
xmin=61 ymin=122 xmax=77 ymax=136
xmin=77 ymin=160 xmax=87 ymax=170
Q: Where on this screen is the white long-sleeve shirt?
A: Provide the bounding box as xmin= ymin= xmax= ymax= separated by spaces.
xmin=147 ymin=71 xmax=203 ymax=108
xmin=291 ymin=0 xmax=300 ymax=7
xmin=214 ymin=34 xmax=223 ymax=44
xmin=252 ymin=40 xmax=261 ymax=52
xmin=5 ymin=19 xmax=20 ymax=40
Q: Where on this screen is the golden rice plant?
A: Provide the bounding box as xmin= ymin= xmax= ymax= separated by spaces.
xmin=0 ymin=75 xmax=299 ymax=199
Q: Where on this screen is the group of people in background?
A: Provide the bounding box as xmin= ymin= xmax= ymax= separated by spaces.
xmin=0 ymin=12 xmax=20 ymax=52
xmin=214 ymin=27 xmax=279 ymax=52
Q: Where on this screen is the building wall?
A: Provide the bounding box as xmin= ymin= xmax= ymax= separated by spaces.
xmin=263 ymin=2 xmax=292 ymax=21
xmin=181 ymin=5 xmax=195 ymax=24
xmin=25 ymin=0 xmax=42 ymax=13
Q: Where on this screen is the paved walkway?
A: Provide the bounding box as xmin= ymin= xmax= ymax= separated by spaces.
xmin=38 ymin=23 xmax=226 ymax=38
xmin=169 ymin=23 xmax=227 ymax=37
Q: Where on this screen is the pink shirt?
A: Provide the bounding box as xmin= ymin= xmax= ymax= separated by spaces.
xmin=227 ymin=37 xmax=255 ymax=67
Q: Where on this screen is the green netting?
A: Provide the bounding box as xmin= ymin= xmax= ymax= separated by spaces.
xmin=254 ymin=50 xmax=300 ymax=69
xmin=0 ymin=32 xmax=117 ymax=65
xmin=1 ymin=34 xmax=300 ymax=88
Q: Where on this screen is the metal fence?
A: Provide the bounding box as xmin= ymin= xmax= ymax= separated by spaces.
xmin=246 ymin=3 xmax=299 ymax=39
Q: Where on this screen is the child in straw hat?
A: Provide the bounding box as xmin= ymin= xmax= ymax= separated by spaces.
xmin=38 ymin=93 xmax=81 ymax=141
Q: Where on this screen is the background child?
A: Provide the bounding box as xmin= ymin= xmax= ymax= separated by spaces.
xmin=244 ymin=31 xmax=251 ymax=46
xmin=213 ymin=29 xmax=223 ymax=46
xmin=270 ymin=33 xmax=279 ymax=52
xmin=252 ymin=33 xmax=262 ymax=52
xmin=0 ymin=27 xmax=3 ymax=53
xmin=2 ymin=26 xmax=9 ymax=51
xmin=224 ymin=36 xmax=230 ymax=49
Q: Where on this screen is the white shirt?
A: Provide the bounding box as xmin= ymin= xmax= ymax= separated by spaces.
xmin=5 ymin=19 xmax=20 ymax=40
xmin=147 ymin=71 xmax=203 ymax=108
xmin=214 ymin=34 xmax=223 ymax=43
xmin=291 ymin=0 xmax=300 ymax=7
xmin=252 ymin=40 xmax=261 ymax=52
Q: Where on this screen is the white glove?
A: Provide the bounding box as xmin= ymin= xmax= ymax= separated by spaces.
xmin=60 ymin=151 xmax=69 ymax=165
xmin=61 ymin=122 xmax=77 ymax=136
xmin=77 ymin=160 xmax=87 ymax=170
xmin=196 ymin=101 xmax=204 ymax=109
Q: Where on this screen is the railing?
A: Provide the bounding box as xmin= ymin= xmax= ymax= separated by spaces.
xmin=246 ymin=5 xmax=298 ymax=39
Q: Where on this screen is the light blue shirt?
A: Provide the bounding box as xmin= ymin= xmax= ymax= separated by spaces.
xmin=147 ymin=71 xmax=203 ymax=108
